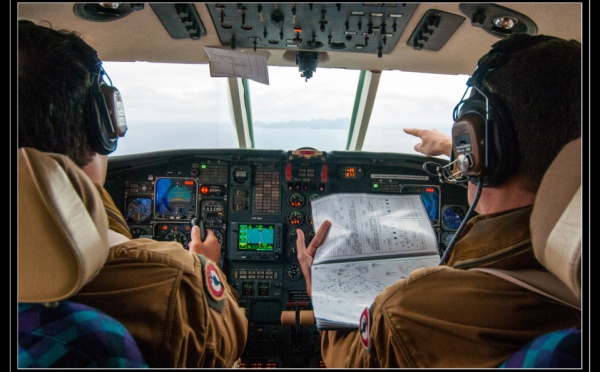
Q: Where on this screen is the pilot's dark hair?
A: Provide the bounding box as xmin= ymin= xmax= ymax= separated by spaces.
xmin=482 ymin=35 xmax=581 ymax=193
xmin=18 ymin=19 xmax=101 ymax=167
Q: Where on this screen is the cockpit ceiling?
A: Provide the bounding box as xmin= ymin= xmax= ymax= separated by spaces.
xmin=16 ymin=3 xmax=582 ymax=76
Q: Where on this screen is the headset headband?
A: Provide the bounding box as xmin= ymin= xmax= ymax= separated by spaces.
xmin=467 ymin=34 xmax=560 ymax=89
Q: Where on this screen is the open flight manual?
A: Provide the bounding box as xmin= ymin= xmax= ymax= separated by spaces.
xmin=309 ymin=193 xmax=440 ymax=330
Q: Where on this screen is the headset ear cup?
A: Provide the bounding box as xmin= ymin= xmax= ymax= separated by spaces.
xmin=101 ymin=84 xmax=127 ymax=138
xmin=452 ymin=97 xmax=488 ymax=179
xmin=452 ymin=94 xmax=518 ymax=187
xmin=85 ymin=77 xmax=118 ymax=155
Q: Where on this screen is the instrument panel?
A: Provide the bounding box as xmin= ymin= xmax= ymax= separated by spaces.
xmin=105 ymin=148 xmax=468 ymax=368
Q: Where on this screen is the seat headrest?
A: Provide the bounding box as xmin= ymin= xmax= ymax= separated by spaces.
xmin=18 ymin=147 xmax=110 ymax=303
xmin=530 ymin=138 xmax=581 ymax=301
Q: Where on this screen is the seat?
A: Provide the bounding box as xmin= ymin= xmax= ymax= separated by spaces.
xmin=17 ymin=147 xmax=148 ymax=368
xmin=499 ymin=137 xmax=582 ymax=368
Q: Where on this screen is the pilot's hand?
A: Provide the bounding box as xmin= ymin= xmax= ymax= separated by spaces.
xmin=403 ymin=128 xmax=452 ymax=157
xmin=296 ymin=220 xmax=331 ymax=298
xmin=188 ymin=225 xmax=221 ymax=263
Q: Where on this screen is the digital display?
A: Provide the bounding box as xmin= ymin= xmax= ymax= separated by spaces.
xmin=345 ymin=166 xmax=357 ymax=178
xmin=420 ymin=187 xmax=440 ymax=223
xmin=242 ymin=282 xmax=254 ymax=296
xmin=401 ymin=185 xmax=439 ymax=223
xmin=257 ymin=282 xmax=270 ymax=296
xmin=340 ymin=165 xmax=363 ymax=179
xmin=238 ymin=224 xmax=275 ymax=252
xmin=155 ymin=177 xmax=197 ymax=219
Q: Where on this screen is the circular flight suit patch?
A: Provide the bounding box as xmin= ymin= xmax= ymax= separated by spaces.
xmin=359 ymin=306 xmax=370 ymax=351
xmin=204 ymin=261 xmax=225 ymax=301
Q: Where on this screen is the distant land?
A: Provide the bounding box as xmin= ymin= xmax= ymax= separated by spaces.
xmin=253 ymin=118 xmax=350 ymax=130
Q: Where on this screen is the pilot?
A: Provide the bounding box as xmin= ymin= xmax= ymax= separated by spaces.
xmin=17 ymin=20 xmax=247 ymax=368
xmin=297 ymin=34 xmax=581 ymax=367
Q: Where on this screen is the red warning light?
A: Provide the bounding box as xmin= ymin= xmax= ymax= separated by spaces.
xmin=321 ymin=164 xmax=328 ymax=183
xmin=200 ymin=186 xmax=210 ymax=195
xmin=286 ymin=163 xmax=292 ymax=182
xmin=425 ymin=187 xmax=435 ymax=193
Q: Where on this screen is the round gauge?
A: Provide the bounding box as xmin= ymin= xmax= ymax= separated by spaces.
xmin=201 ymin=200 xmax=225 ymax=223
xmin=285 ymin=263 xmax=302 ymax=280
xmin=442 ymin=205 xmax=466 ymax=230
xmin=286 ymin=245 xmax=298 ymax=262
xmin=130 ymin=226 xmax=151 ymax=239
xmin=287 ymin=228 xmax=301 ymax=243
xmin=307 ymin=213 xmax=313 ymax=226
xmin=287 ymin=210 xmax=304 ymax=225
xmin=232 ymin=166 xmax=251 ymax=184
xmin=306 ymin=230 xmax=315 ymax=244
xmin=126 ymin=197 xmax=152 ymax=222
xmin=308 ymin=193 xmax=320 ymax=206
xmin=288 ymin=193 xmax=305 ymax=208
xmin=163 ymin=230 xmax=189 ymax=247
xmin=442 ymin=232 xmax=455 ymax=247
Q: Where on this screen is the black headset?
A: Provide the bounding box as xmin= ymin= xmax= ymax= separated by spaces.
xmin=450 ymin=34 xmax=559 ymax=187
xmin=84 ymin=60 xmax=128 ymax=155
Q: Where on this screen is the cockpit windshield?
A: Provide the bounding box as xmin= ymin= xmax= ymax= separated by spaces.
xmin=104 ymin=62 xmax=468 ymax=156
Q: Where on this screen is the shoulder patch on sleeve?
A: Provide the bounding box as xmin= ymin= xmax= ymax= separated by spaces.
xmin=197 ymin=254 xmax=226 ymax=312
xmin=360 ymin=306 xmax=371 ymax=352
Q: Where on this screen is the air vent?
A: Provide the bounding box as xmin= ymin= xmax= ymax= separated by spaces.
xmin=407 ymin=10 xmax=465 ymax=51
xmin=150 ymin=4 xmax=207 ymax=40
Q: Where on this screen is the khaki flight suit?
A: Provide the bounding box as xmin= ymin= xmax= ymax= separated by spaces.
xmin=320 ymin=206 xmax=581 ymax=368
xmin=73 ymin=186 xmax=248 ymax=368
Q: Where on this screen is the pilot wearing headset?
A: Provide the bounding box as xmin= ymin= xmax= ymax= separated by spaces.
xmin=17 ymin=20 xmax=247 ymax=368
xmin=297 ymin=34 xmax=581 ymax=367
